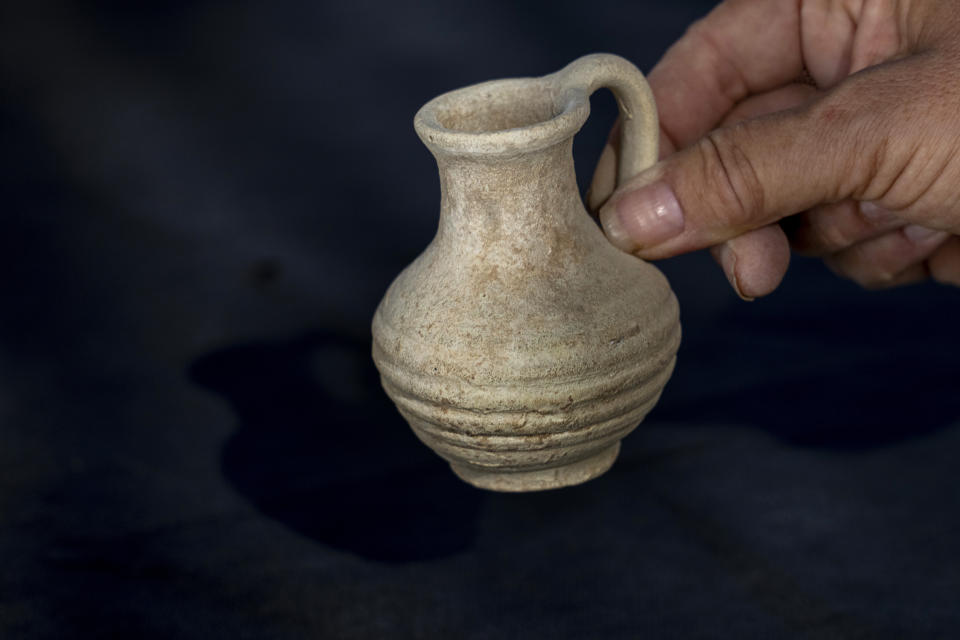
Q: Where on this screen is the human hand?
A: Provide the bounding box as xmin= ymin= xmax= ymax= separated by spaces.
xmin=589 ymin=0 xmax=960 ymax=298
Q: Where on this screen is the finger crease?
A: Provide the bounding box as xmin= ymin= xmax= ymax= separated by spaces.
xmin=894 ymin=148 xmax=952 ymax=213
xmin=703 ymin=131 xmax=765 ymax=228
xmin=693 ymin=27 xmax=751 ymax=104
xmin=873 ymin=141 xmax=921 ymax=204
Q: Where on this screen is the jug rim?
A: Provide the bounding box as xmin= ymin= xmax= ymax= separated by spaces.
xmin=414 ymin=77 xmax=589 ymax=157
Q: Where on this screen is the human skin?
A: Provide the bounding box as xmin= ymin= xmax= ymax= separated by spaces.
xmin=588 ymin=0 xmax=960 ymax=298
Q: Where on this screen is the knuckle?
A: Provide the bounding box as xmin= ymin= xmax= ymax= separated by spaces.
xmin=860 ymin=269 xmax=898 ymax=290
xmin=806 ymin=90 xmax=893 ymax=201
xmin=839 ymin=261 xmax=888 ymax=289
xmin=853 ymin=201 xmax=896 ymax=230
xmin=829 ymin=244 xmax=898 ymax=289
xmin=856 ymin=247 xmax=900 ymax=288
xmin=695 ymin=128 xmax=766 ymax=231
xmin=809 ymin=216 xmax=855 ymax=253
xmin=929 ymin=240 xmax=960 ymax=286
xmin=930 ymin=263 xmax=951 ymax=286
xmin=803 ymin=201 xmax=900 ymax=255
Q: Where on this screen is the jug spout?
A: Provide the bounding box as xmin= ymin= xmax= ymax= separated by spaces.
xmin=415 ymin=53 xmax=657 ymax=180
xmin=414 ymin=75 xmax=589 ymax=159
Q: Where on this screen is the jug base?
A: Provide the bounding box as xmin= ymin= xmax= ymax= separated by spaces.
xmin=450 ymin=442 xmax=620 ymax=492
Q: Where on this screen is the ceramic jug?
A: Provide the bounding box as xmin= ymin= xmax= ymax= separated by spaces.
xmin=372 ymin=54 xmax=681 ymax=491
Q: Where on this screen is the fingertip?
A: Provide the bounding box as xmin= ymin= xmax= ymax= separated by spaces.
xmin=598 ymin=201 xmax=636 ymax=252
xmin=710 ymin=242 xmax=753 ymax=301
xmin=599 ymin=179 xmax=685 ymax=255
xmin=712 ymin=226 xmax=791 ymax=299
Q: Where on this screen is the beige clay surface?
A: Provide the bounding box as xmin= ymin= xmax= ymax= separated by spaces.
xmin=372 ymin=54 xmax=681 ymax=491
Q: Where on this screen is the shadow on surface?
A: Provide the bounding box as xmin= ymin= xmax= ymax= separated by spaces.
xmin=661 ymin=358 xmax=960 ymax=449
xmin=189 ymin=330 xmax=483 ymax=563
xmin=653 ymin=278 xmax=960 ymax=451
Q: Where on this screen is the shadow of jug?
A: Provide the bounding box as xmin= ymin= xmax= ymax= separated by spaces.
xmin=189 ymin=329 xmax=484 ymax=563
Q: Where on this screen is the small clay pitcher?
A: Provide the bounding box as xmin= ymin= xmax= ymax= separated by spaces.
xmin=372 ymin=54 xmax=680 ymax=491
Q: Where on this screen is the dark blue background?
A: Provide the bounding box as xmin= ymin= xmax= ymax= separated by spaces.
xmin=2 ymin=1 xmax=959 ymax=637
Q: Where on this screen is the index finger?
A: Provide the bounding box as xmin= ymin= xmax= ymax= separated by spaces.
xmin=649 ymin=0 xmax=804 ymax=151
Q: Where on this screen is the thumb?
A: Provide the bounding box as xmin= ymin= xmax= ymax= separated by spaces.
xmin=598 ymin=62 xmax=941 ymax=260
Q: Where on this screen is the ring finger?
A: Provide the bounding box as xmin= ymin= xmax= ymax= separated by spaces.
xmin=823 ymin=225 xmax=951 ymax=289
xmin=789 ymin=201 xmax=907 ymax=256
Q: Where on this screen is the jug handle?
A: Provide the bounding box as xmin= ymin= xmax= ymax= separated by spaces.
xmin=553 ymin=53 xmax=659 ymax=186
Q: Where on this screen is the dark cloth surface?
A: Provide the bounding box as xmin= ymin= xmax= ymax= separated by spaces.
xmin=2 ymin=1 xmax=959 ymax=638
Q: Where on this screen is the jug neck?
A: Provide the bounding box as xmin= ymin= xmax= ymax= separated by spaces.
xmin=433 ymin=139 xmax=586 ymax=252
